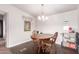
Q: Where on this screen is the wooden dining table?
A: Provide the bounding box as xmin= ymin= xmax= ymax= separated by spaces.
xmin=32 ymin=34 xmax=53 ymax=42
xmin=33 ymin=34 xmax=53 ymax=39
xmin=31 ymin=34 xmax=53 ymax=53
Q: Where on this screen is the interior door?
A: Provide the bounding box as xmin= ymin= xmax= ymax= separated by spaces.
xmin=0 ymin=20 xmax=3 ymax=37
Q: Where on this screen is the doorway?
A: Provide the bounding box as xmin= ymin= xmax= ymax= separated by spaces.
xmin=0 ymin=20 xmax=3 ymax=38
xmin=0 ymin=14 xmax=5 ymax=47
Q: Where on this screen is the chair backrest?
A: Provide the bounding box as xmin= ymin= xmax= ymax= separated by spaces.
xmin=52 ymin=32 xmax=58 ymax=43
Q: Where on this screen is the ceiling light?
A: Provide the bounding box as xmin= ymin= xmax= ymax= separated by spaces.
xmin=37 ymin=4 xmax=48 ymax=21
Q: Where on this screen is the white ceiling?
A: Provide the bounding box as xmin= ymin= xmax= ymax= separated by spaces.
xmin=13 ymin=4 xmax=78 ymax=17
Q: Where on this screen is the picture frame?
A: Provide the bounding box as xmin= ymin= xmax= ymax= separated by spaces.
xmin=24 ymin=21 xmax=31 ymax=31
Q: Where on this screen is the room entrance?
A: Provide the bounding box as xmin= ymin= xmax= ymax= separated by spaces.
xmin=0 ymin=14 xmax=5 ymax=47
xmin=0 ymin=20 xmax=3 ymax=38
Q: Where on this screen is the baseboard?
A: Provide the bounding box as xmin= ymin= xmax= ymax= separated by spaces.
xmin=6 ymin=40 xmax=31 ymax=48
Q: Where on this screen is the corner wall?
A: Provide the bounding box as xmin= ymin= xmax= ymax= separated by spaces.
xmin=0 ymin=4 xmax=36 ymax=48
xmin=36 ymin=10 xmax=78 ymax=45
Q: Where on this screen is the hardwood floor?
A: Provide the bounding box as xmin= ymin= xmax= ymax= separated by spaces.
xmin=10 ymin=41 xmax=78 ymax=54
xmin=0 ymin=40 xmax=77 ymax=54
xmin=0 ymin=38 xmax=5 ymax=47
xmin=0 ymin=38 xmax=11 ymax=54
xmin=0 ymin=47 xmax=11 ymax=54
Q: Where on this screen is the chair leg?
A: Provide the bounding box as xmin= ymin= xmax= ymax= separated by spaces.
xmin=33 ymin=44 xmax=37 ymax=53
xmin=37 ymin=47 xmax=40 ymax=54
xmin=42 ymin=44 xmax=47 ymax=53
xmin=33 ymin=43 xmax=39 ymax=54
xmin=49 ymin=44 xmax=57 ymax=54
xmin=54 ymin=44 xmax=57 ymax=54
xmin=37 ymin=45 xmax=41 ymax=54
xmin=42 ymin=48 xmax=46 ymax=53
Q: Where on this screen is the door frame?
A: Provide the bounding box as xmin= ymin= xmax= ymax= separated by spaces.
xmin=0 ymin=20 xmax=3 ymax=38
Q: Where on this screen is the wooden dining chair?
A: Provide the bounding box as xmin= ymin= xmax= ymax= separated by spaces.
xmin=42 ymin=32 xmax=58 ymax=53
xmin=31 ymin=34 xmax=41 ymax=53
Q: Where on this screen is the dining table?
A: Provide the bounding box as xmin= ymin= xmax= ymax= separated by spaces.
xmin=31 ymin=33 xmax=53 ymax=53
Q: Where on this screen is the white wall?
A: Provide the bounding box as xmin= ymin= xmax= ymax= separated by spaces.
xmin=36 ymin=10 xmax=78 ymax=45
xmin=76 ymin=8 xmax=79 ymax=33
xmin=0 ymin=4 xmax=78 ymax=47
xmin=0 ymin=5 xmax=36 ymax=48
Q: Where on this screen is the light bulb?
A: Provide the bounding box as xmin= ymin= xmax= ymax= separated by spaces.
xmin=42 ymin=15 xmax=45 ymax=21
xmin=45 ymin=16 xmax=48 ymax=20
xmin=38 ymin=16 xmax=41 ymax=20
xmin=37 ymin=15 xmax=48 ymax=21
xmin=42 ymin=15 xmax=44 ymax=19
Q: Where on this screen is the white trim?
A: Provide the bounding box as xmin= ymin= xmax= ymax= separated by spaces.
xmin=7 ymin=40 xmax=31 ymax=48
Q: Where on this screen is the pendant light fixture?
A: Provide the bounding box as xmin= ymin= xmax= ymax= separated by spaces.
xmin=37 ymin=4 xmax=48 ymax=21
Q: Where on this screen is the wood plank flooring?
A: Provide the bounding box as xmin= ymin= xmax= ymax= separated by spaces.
xmin=0 ymin=38 xmax=11 ymax=54
xmin=10 ymin=41 xmax=78 ymax=54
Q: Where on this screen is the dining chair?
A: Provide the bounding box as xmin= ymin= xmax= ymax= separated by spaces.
xmin=31 ymin=34 xmax=41 ymax=54
xmin=42 ymin=32 xmax=58 ymax=53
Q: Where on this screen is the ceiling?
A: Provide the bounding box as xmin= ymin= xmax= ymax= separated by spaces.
xmin=13 ymin=4 xmax=78 ymax=17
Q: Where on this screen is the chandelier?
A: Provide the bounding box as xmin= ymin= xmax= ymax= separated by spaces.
xmin=37 ymin=4 xmax=48 ymax=21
